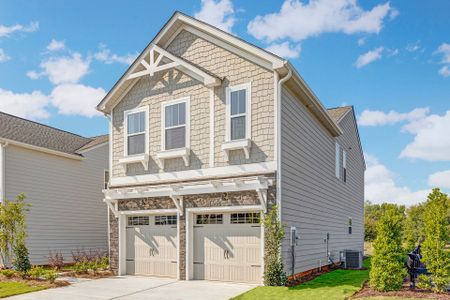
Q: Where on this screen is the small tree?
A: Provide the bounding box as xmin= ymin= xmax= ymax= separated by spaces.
xmin=0 ymin=194 xmax=30 ymax=265
xmin=263 ymin=205 xmax=286 ymax=286
xmin=421 ymin=188 xmax=450 ymax=293
xmin=12 ymin=243 xmax=31 ymax=275
xmin=404 ymin=203 xmax=425 ymax=251
xmin=370 ymin=204 xmax=406 ymax=291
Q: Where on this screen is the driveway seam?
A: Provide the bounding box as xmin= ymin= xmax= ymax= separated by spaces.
xmin=109 ymin=281 xmax=179 ymax=300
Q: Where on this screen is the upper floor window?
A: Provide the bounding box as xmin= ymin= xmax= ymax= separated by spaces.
xmin=163 ymin=98 xmax=189 ymax=150
xmin=103 ymin=170 xmax=109 ymax=189
xmin=343 ymin=150 xmax=347 ymax=182
xmin=226 ymin=83 xmax=251 ymax=141
xmin=348 ymin=217 xmax=352 ymax=234
xmin=124 ymin=107 xmax=148 ymax=156
xmin=335 ymin=143 xmax=340 ymax=179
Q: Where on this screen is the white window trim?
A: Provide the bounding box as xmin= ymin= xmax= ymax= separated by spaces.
xmin=335 ymin=143 xmax=340 ymax=179
xmin=223 ymin=82 xmax=252 ymax=161
xmin=157 ymin=97 xmax=190 ymax=168
xmin=119 ymin=106 xmax=150 ymax=170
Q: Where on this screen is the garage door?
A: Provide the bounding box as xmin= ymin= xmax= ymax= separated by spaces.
xmin=126 ymin=215 xmax=177 ymax=278
xmin=193 ymin=212 xmax=261 ymax=283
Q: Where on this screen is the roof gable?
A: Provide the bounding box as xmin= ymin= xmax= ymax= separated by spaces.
xmin=96 ymin=11 xmax=286 ymax=114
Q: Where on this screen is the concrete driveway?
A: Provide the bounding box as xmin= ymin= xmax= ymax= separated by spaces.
xmin=8 ymin=276 xmax=255 ymax=300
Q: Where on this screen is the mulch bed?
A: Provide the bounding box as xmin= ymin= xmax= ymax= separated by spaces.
xmin=287 ymin=264 xmax=354 ymax=287
xmin=352 ymin=281 xmax=450 ymax=299
xmin=0 ymin=275 xmax=70 ymax=289
xmin=58 ymin=270 xmax=113 ymax=279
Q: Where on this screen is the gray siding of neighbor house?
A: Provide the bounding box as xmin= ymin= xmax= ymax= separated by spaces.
xmin=4 ymin=143 xmax=109 ymax=265
xmin=280 ymin=86 xmax=364 ymax=275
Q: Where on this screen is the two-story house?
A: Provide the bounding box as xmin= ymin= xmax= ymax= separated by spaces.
xmin=97 ymin=12 xmax=365 ymax=284
xmin=0 ymin=112 xmax=109 ymax=265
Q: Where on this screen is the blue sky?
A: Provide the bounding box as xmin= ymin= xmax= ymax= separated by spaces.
xmin=0 ymin=0 xmax=449 ymax=205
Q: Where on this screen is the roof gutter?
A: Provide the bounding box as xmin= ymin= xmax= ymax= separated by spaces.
xmin=286 ymin=62 xmax=343 ymax=137
xmin=0 ymin=138 xmax=85 ymax=161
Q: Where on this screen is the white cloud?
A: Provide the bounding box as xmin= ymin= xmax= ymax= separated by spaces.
xmin=355 ymin=47 xmax=383 ymax=68
xmin=0 ymin=88 xmax=49 ymax=120
xmin=387 ymin=48 xmax=399 ymax=56
xmin=439 ymin=66 xmax=450 ymax=77
xmin=0 ymin=21 xmax=39 ymax=37
xmin=406 ymin=41 xmax=421 ymax=52
xmin=358 ymin=107 xmax=429 ymax=126
xmin=357 ymin=37 xmax=365 ymax=46
xmin=50 ymin=83 xmax=105 ymax=117
xmin=47 ymin=39 xmax=65 ymax=51
xmin=400 ymin=110 xmax=450 ymax=161
xmin=435 ymin=43 xmax=450 ymax=77
xmin=265 ymin=41 xmax=301 ymax=59
xmin=248 ymin=0 xmax=394 ymax=43
xmin=0 ymin=49 xmax=11 ymax=63
xmin=93 ymin=44 xmax=137 ymax=65
xmin=389 ymin=8 xmax=399 ymax=20
xmin=194 ymin=0 xmax=236 ymax=33
xmin=428 ymin=170 xmax=450 ymax=189
xmin=364 ymin=153 xmax=429 ymax=206
xmin=29 ymin=53 xmax=90 ymax=84
xmin=436 ymin=43 xmax=450 ymax=64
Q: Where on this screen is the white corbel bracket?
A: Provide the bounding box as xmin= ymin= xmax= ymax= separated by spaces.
xmin=256 ymin=188 xmax=268 ymax=213
xmin=170 ymin=195 xmax=184 ymax=216
xmin=104 ymin=198 xmax=119 ymax=218
xmin=221 ymin=139 xmax=251 ymax=161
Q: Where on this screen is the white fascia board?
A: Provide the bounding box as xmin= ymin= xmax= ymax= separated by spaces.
xmin=119 ymin=209 xmax=178 ymax=215
xmin=110 ymin=161 xmax=276 ymax=187
xmin=76 ymin=141 xmax=109 ymax=154
xmin=186 ymin=205 xmax=263 ymax=213
xmin=0 ymin=138 xmax=84 ymax=161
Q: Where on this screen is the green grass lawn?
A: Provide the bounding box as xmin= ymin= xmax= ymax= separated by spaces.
xmin=0 ymin=282 xmax=47 ymax=298
xmin=233 ymin=259 xmax=371 ymax=300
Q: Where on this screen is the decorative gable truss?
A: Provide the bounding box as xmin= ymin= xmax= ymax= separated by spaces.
xmin=126 ymin=44 xmax=221 ymax=87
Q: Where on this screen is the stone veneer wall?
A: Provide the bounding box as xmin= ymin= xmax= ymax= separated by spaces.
xmin=109 ymin=184 xmax=276 ymax=277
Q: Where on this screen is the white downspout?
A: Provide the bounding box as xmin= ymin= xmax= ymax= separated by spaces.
xmin=276 ymin=68 xmax=292 ymax=222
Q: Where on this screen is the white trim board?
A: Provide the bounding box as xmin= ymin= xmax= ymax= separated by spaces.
xmin=110 ymin=161 xmax=276 ymax=187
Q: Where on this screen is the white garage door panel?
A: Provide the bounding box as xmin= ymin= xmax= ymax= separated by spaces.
xmin=193 ymin=215 xmax=261 ymax=284
xmin=126 ymin=225 xmax=177 ymax=278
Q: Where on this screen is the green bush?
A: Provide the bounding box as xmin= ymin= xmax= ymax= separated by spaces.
xmin=263 ymin=206 xmax=287 ymax=286
xmin=421 ymin=188 xmax=450 ymax=293
xmin=0 ymin=269 xmax=16 ymax=278
xmin=369 ymin=205 xmax=406 ymax=291
xmin=12 ymin=243 xmax=31 ymax=275
xmin=416 ymin=274 xmax=432 ymax=290
xmin=43 ymin=270 xmax=58 ymax=283
xmin=29 ymin=266 xmax=46 ymax=279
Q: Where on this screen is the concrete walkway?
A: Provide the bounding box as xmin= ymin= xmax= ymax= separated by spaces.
xmin=8 ymin=276 xmax=255 ymax=300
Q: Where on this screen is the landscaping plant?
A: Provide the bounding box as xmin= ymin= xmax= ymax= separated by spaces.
xmin=369 ymin=204 xmax=406 ymax=291
xmin=48 ymin=250 xmax=64 ymax=270
xmin=263 ymin=205 xmax=287 ymax=286
xmin=0 ymin=269 xmax=16 ymax=278
xmin=404 ymin=203 xmax=425 ymax=252
xmin=12 ymin=243 xmax=31 ymax=276
xmin=421 ymin=188 xmax=450 ymax=293
xmin=29 ymin=266 xmax=46 ymax=279
xmin=0 ymin=194 xmax=30 ymax=264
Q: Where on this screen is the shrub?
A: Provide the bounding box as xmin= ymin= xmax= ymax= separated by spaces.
xmin=12 ymin=243 xmax=31 ymax=275
xmin=421 ymin=188 xmax=450 ymax=293
xmin=370 ymin=205 xmax=406 ymax=291
xmin=263 ymin=206 xmax=287 ymax=286
xmin=0 ymin=269 xmax=16 ymax=278
xmin=48 ymin=251 xmax=64 ymax=270
xmin=43 ymin=270 xmax=58 ymax=283
xmin=29 ymin=266 xmax=46 ymax=279
xmin=416 ymin=274 xmax=432 ymax=290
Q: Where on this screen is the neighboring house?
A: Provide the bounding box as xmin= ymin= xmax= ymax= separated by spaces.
xmin=97 ymin=12 xmax=365 ymax=284
xmin=0 ymin=112 xmax=109 ymax=265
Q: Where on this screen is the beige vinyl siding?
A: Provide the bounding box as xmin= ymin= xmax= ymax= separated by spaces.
xmin=4 ymin=144 xmax=108 ymax=264
xmin=280 ymin=87 xmax=364 ymax=275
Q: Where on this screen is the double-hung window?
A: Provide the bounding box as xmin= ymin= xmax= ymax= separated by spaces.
xmin=226 ymin=83 xmax=251 ymax=141
xmin=343 ymin=150 xmax=347 ymax=182
xmin=164 ymin=100 xmax=188 ymax=150
xmin=125 ymin=109 xmax=147 ymax=156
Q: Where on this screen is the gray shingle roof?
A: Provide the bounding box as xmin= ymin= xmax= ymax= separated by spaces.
xmin=327 ymin=106 xmax=352 ymax=123
xmin=0 ymin=111 xmax=107 ymax=155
